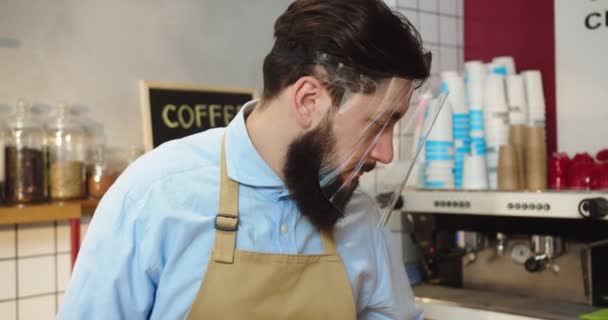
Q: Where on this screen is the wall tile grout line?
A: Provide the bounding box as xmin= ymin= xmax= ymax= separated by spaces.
xmin=0 ymin=291 xmax=60 ymax=303
xmin=0 ymin=253 xmax=58 ymax=262
xmin=54 ymin=221 xmax=59 ymax=313
xmin=14 ymin=224 xmax=19 ymax=320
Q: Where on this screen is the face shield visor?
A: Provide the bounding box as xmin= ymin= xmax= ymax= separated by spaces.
xmin=313 ymin=52 xmax=446 ymax=224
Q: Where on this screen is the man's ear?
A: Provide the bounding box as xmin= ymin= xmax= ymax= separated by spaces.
xmin=291 ymin=76 xmax=330 ymax=129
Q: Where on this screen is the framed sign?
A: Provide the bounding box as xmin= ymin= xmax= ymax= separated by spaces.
xmin=139 ymin=81 xmax=256 ymax=151
xmin=555 ymin=0 xmax=608 ymax=154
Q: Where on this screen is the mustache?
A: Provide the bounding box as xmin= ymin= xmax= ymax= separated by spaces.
xmin=361 ymin=162 xmax=376 ymax=173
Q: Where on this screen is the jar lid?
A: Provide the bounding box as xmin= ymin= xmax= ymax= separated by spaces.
xmin=5 ymin=99 xmax=43 ymax=130
xmin=46 ymin=102 xmax=85 ymax=132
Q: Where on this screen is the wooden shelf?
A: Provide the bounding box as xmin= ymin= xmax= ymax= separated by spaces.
xmin=0 ymin=200 xmax=99 ymax=225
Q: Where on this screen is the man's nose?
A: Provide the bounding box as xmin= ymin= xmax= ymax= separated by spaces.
xmin=369 ymin=132 xmax=394 ymax=164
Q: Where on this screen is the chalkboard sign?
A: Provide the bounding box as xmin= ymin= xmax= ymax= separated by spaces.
xmin=139 ymin=81 xmax=255 ymax=150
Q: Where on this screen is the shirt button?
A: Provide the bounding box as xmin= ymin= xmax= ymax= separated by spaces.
xmin=280 ymin=224 xmax=289 ymax=234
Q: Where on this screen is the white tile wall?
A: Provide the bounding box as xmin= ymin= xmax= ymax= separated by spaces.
xmin=398 ymin=0 xmax=419 ymax=9
xmin=17 ymin=223 xmax=55 ymax=257
xmin=81 ymin=216 xmax=92 ymax=243
xmin=419 ymin=13 xmax=439 ymax=43
xmin=440 ymin=16 xmax=459 ymax=46
xmin=0 ymin=226 xmax=16 ymax=259
xmin=441 ymin=47 xmax=460 ymax=72
xmin=18 ymin=295 xmax=55 ymax=320
xmin=56 ymin=254 xmax=71 ymax=292
xmin=0 ymin=301 xmax=17 ymax=320
xmin=419 ymin=0 xmax=438 ymax=12
xmin=57 ymin=294 xmax=64 ymax=312
xmin=0 ymin=218 xmax=87 ymax=319
xmin=398 ymin=8 xmax=419 ymax=30
xmin=0 ymin=260 xmax=17 ymax=300
xmin=17 ymin=256 xmax=56 ymax=297
xmin=438 ymin=0 xmax=458 ymax=15
xmin=56 ymin=222 xmax=71 ymax=253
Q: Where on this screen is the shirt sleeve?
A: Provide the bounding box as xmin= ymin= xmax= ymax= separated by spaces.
xmin=57 ymin=185 xmax=160 ymax=320
xmin=359 ymin=226 xmax=424 ymax=320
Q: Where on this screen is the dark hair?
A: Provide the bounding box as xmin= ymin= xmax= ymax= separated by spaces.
xmin=261 ymin=0 xmax=430 ymax=101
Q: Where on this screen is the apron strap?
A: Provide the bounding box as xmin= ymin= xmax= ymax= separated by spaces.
xmin=212 ymin=134 xmax=239 ymax=264
xmin=320 ymin=229 xmax=338 ymax=255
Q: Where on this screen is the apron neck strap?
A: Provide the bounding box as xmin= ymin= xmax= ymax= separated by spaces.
xmin=213 ymin=133 xmax=339 ymax=260
xmin=319 ymin=229 xmax=338 ymax=255
xmin=212 ymin=134 xmax=239 ymax=264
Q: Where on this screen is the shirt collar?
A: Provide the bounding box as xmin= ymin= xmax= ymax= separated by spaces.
xmin=224 ymin=100 xmax=286 ymax=188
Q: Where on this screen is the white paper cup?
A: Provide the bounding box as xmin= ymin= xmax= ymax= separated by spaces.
xmin=509 ymin=111 xmax=527 ymax=125
xmin=441 ymin=72 xmax=468 ymax=114
xmin=462 ymin=154 xmax=489 ymax=189
xmin=522 ymin=70 xmax=546 ymax=115
xmin=427 ymin=99 xmax=453 ymax=141
xmin=484 ymin=74 xmax=509 ymax=112
xmin=465 ymin=61 xmax=486 ymax=108
xmin=492 ymin=56 xmax=517 ymax=75
xmin=506 ymin=75 xmax=527 ymax=119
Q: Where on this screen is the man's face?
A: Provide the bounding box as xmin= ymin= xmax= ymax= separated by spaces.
xmin=283 ymin=78 xmax=413 ymax=230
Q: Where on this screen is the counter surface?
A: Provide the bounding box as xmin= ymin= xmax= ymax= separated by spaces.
xmin=414 ymin=284 xmax=599 ymax=320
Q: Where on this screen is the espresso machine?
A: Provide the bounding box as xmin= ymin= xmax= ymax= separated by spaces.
xmin=397 ymin=190 xmax=608 ymax=319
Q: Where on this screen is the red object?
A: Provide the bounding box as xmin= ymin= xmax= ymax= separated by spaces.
xmin=70 ymin=218 xmax=81 ymax=270
xmin=597 ymin=149 xmax=608 ymax=161
xmin=549 ymin=152 xmax=570 ymax=190
xmin=464 ymin=0 xmax=556 ymax=157
xmin=571 ymin=152 xmax=595 ymax=165
xmin=568 ymin=162 xmax=596 ymax=190
xmin=592 ymin=161 xmax=608 ymax=190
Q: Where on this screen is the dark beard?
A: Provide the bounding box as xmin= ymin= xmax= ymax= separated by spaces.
xmin=282 ymin=121 xmax=357 ymax=231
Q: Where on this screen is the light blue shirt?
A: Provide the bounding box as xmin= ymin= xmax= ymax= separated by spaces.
xmin=58 ymin=101 xmax=422 ymax=320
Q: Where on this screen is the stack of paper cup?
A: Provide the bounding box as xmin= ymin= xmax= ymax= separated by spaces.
xmin=483 ymin=73 xmax=510 ymax=189
xmin=465 ymin=61 xmax=487 ymax=162
xmin=464 ymin=61 xmax=486 ymax=110
xmin=462 ymin=154 xmax=489 ymax=190
xmin=486 ymin=62 xmax=508 ymax=76
xmin=441 ymin=71 xmax=469 ymax=188
xmin=522 ymin=70 xmax=546 ymax=127
xmin=423 ymin=99 xmax=454 ymax=189
xmin=492 ymin=56 xmax=517 ymax=76
xmin=509 ymin=124 xmax=527 ymax=185
xmin=498 ymin=144 xmax=521 ymax=190
xmin=506 ymin=75 xmax=528 ymax=125
xmin=524 ymin=126 xmax=547 ymax=190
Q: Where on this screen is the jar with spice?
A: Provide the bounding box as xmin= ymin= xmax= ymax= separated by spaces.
xmin=5 ymin=99 xmax=47 ymax=203
xmin=87 ymin=145 xmax=120 ymax=199
xmin=46 ymin=103 xmax=87 ymax=200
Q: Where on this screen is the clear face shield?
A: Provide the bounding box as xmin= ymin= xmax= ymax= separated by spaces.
xmin=313 ymin=52 xmax=446 ymax=227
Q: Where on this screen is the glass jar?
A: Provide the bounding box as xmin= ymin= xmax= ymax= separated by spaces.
xmin=86 ymin=145 xmax=120 ymax=199
xmin=46 ymin=103 xmax=87 ymax=200
xmin=5 ymin=99 xmax=47 ymax=203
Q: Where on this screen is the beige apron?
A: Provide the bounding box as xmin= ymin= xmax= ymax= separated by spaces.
xmin=187 ymin=137 xmax=356 ymax=319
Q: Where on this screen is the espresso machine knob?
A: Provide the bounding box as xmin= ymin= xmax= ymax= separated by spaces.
xmin=578 ymin=197 xmax=608 ymax=219
xmin=525 ymin=256 xmax=546 ymax=273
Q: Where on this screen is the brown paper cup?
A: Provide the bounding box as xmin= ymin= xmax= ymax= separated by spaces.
xmin=525 ymin=145 xmax=547 ymax=190
xmin=524 ymin=126 xmax=546 ymax=148
xmin=498 ymin=145 xmax=521 ymax=190
xmin=509 ymin=125 xmax=526 ymax=183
